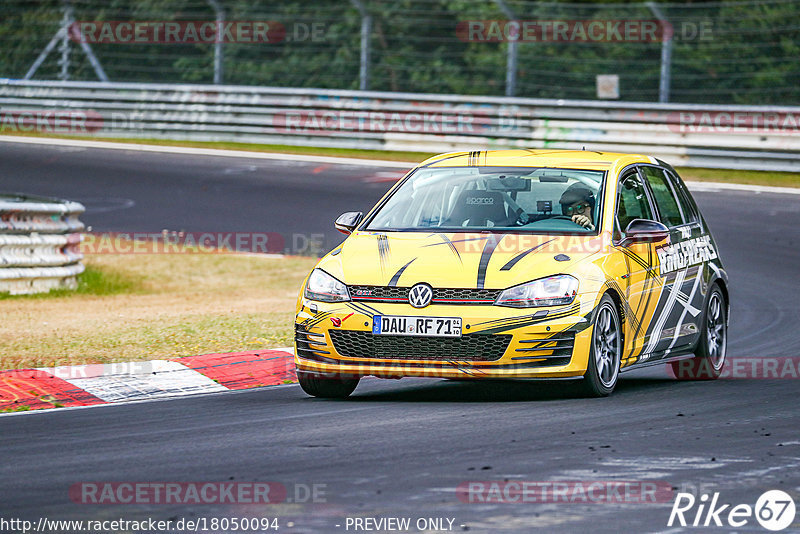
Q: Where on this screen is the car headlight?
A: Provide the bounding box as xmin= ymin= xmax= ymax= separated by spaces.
xmin=304 ymin=268 xmax=350 ymax=303
xmin=494 ymin=275 xmax=578 ymax=308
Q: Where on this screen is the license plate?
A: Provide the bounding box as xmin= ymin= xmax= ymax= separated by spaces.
xmin=372 ymin=315 xmax=462 ymax=338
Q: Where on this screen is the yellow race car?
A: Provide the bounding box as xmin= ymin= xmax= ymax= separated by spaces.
xmin=294 ymin=150 xmax=729 ymax=397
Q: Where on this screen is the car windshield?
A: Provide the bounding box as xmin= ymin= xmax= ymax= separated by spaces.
xmin=365 ymin=166 xmax=605 ymax=233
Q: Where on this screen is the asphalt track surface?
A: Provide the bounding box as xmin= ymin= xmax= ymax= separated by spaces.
xmin=1 ymin=141 xmax=799 ymax=533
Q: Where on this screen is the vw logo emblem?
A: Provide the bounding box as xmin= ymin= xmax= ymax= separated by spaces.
xmin=408 ymin=283 xmax=433 ymax=308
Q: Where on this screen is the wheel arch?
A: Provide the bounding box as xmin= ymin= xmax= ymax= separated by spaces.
xmin=712 ymin=277 xmax=730 ymax=322
xmin=599 ymin=286 xmax=626 ymax=348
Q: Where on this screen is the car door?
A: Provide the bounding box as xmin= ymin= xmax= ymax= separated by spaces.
xmin=610 ymin=169 xmax=663 ymax=365
xmin=639 ymin=165 xmax=704 ymax=356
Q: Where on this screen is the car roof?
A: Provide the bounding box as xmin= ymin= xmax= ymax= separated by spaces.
xmin=418 ymin=149 xmax=655 ymax=172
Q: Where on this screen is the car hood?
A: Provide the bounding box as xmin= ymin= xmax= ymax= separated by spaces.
xmin=317 ymin=231 xmax=605 ymax=290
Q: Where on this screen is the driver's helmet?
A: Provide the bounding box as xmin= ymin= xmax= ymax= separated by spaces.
xmin=559 ymin=183 xmax=596 ymax=216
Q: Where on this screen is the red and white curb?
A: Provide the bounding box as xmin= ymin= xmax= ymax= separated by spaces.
xmin=0 ymin=348 xmax=295 ymax=413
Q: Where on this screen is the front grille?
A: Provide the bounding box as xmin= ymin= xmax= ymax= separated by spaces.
xmin=349 ymin=285 xmax=501 ymax=305
xmin=329 ymin=330 xmax=511 ymax=361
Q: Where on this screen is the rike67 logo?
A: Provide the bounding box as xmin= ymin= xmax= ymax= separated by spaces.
xmin=669 ymin=490 xmax=796 ymax=531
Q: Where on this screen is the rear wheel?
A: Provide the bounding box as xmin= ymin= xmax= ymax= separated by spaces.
xmin=579 ymin=295 xmax=622 ymax=397
xmin=296 ymin=370 xmax=359 ymax=399
xmin=671 ymin=285 xmax=727 ymax=380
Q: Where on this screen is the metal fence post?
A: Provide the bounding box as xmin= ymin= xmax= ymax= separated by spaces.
xmin=207 ymin=0 xmax=224 ymax=84
xmin=647 ymin=2 xmax=672 ymax=103
xmin=58 ymin=3 xmax=71 ymax=80
xmin=493 ymin=0 xmax=518 ymax=97
xmin=24 ymin=1 xmax=108 ymax=81
xmin=350 ymin=0 xmax=371 ymax=91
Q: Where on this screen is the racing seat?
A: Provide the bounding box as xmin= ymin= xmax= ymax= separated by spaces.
xmin=444 ymin=190 xmax=510 ymax=227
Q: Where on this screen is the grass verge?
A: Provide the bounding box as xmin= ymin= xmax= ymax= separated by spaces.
xmin=0 ymin=250 xmax=317 ymax=370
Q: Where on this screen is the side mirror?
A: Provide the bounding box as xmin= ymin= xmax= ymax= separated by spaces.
xmin=334 ymin=211 xmax=363 ymax=235
xmin=622 ymin=219 xmax=669 ymax=245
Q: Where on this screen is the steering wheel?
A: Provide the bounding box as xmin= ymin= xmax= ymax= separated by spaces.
xmin=551 ymin=214 xmax=595 ymax=230
xmin=510 ymin=207 xmax=530 ymax=226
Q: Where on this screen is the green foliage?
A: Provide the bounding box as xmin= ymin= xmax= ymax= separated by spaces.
xmin=2 ymin=0 xmax=797 ymax=104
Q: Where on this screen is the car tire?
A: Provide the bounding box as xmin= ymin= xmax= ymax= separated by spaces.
xmin=296 ymin=370 xmax=359 ymax=399
xmin=670 ymin=285 xmax=727 ymax=380
xmin=579 ymin=294 xmax=622 ymax=397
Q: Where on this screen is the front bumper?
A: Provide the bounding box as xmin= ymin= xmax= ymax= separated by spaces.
xmin=294 ymin=297 xmax=595 ymax=380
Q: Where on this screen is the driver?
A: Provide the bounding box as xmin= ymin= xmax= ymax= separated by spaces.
xmin=559 ymin=183 xmax=596 ymax=230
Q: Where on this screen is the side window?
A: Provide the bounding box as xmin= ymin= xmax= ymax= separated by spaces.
xmin=666 ymin=170 xmax=700 ymax=224
xmin=640 ymin=166 xmax=684 ymax=228
xmin=616 ymin=172 xmax=654 ymax=238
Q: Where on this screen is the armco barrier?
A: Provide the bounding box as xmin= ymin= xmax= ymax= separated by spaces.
xmin=0 ymin=194 xmax=85 ymax=294
xmin=1 ymin=79 xmax=799 ymax=172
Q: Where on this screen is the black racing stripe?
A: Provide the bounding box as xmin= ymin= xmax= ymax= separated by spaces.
xmin=617 ymin=245 xmax=651 ymax=272
xmin=616 ymin=251 xmax=644 ymax=343
xmin=628 ymin=256 xmax=650 ymax=356
xmin=439 ymin=234 xmax=462 ymax=263
xmin=633 ymin=246 xmax=660 ymax=356
xmin=476 ymin=234 xmax=500 ymax=289
xmin=616 ymin=245 xmax=661 ymax=358
xmin=347 ymin=300 xmax=383 ymax=317
xmin=423 ymin=235 xmax=487 ymax=247
xmin=388 ymin=259 xmax=416 ymax=287
xmin=305 ymin=311 xmax=334 ymax=328
xmin=499 ymin=238 xmax=556 ymax=271
xmin=606 ymin=278 xmax=641 ymax=334
xmin=472 ymin=304 xmax=582 ymax=335
xmin=641 ymin=263 xmax=698 ymax=352
xmin=377 ymin=234 xmax=390 ymax=272
xmin=420 ymin=152 xmax=469 ymax=168
xmin=472 ymin=306 xmax=566 ymax=329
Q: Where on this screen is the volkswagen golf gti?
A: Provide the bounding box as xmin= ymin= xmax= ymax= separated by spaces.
xmin=294 ymin=150 xmax=729 ymax=397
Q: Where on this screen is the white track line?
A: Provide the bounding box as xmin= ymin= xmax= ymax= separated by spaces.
xmin=0 ymin=135 xmax=412 ymax=168
xmin=0 ymin=135 xmax=797 ymax=195
xmin=685 ymin=181 xmax=800 ymax=195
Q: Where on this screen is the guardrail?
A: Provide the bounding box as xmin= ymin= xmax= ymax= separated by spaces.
xmin=0 ymin=194 xmax=85 ymax=295
xmin=1 ymin=79 xmax=799 ymax=172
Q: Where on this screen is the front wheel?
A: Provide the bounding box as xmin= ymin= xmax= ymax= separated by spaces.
xmin=671 ymin=285 xmax=727 ymax=380
xmin=579 ymin=295 xmax=622 ymax=397
xmin=296 ymin=370 xmax=359 ymax=399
